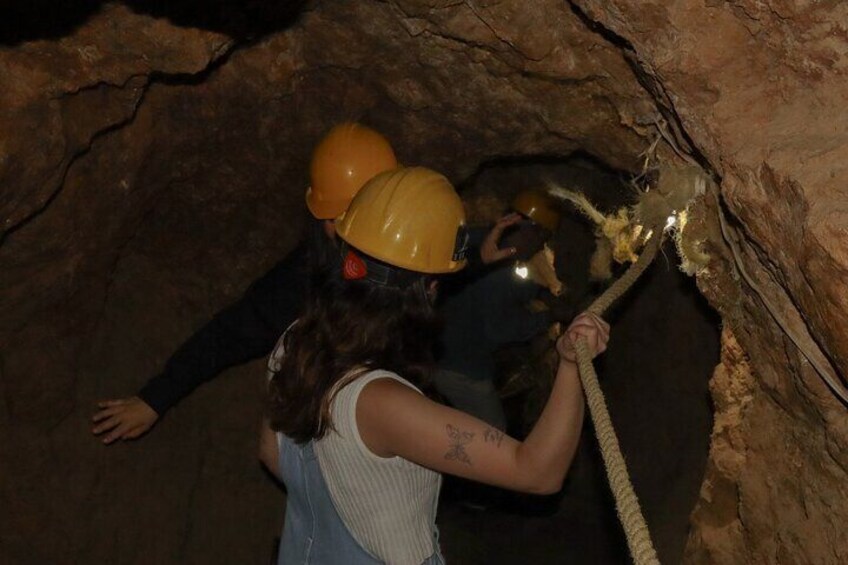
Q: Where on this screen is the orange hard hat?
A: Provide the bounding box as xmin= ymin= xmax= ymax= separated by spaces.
xmin=336 ymin=167 xmax=468 ymax=274
xmin=306 ymin=123 xmax=398 ymax=219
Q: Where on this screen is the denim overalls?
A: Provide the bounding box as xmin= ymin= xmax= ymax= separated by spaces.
xmin=276 ymin=434 xmax=445 ymax=565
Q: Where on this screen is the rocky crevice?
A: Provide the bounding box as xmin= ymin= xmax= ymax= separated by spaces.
xmin=2 ymin=77 xmax=148 ymax=244
xmin=1 ymin=1 xmax=847 ymax=563
xmin=0 ymin=3 xmax=237 ymax=237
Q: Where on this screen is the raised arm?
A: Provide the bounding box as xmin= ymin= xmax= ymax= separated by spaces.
xmin=477 ymin=213 xmax=521 ymax=265
xmin=358 ymin=312 xmax=608 ymax=494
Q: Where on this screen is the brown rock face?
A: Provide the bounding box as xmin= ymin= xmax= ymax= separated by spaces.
xmin=1 ymin=0 xmax=846 ymax=563
xmin=569 ymin=1 xmax=848 ymax=561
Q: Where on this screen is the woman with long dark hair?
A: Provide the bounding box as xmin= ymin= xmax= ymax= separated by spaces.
xmin=260 ymin=167 xmax=609 ymax=564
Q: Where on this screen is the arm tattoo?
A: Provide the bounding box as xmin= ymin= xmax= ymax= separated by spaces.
xmin=444 ymin=424 xmax=474 ymax=465
xmin=483 ymin=427 xmax=504 ymax=448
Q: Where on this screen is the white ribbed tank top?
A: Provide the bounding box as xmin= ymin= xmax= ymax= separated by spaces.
xmin=314 ymin=370 xmax=442 ymax=564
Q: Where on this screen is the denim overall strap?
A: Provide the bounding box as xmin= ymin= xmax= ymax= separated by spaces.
xmin=277 ymin=435 xmax=444 ymax=564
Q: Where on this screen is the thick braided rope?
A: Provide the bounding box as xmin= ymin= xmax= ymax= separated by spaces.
xmin=587 ymin=227 xmax=663 ymax=317
xmin=575 ymin=227 xmax=664 ymax=565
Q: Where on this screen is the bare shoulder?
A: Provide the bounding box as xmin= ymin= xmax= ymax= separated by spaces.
xmin=356 ymin=375 xmax=434 ymax=458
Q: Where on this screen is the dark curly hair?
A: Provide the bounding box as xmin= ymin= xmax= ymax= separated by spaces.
xmin=267 ymin=263 xmax=439 ymax=443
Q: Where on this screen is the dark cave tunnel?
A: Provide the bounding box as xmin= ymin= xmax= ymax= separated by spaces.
xmin=435 ymin=156 xmax=720 ymax=565
xmin=4 ymin=1 xmax=800 ymax=564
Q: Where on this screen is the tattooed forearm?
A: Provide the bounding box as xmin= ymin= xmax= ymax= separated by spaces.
xmin=483 ymin=427 xmax=504 ymax=448
xmin=444 ymin=424 xmax=474 ymax=465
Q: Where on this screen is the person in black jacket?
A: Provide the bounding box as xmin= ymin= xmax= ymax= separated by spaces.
xmin=91 ymin=124 xmax=521 ymax=444
xmin=435 ymin=190 xmax=568 ymax=431
xmin=91 ymin=122 xmax=400 ymax=444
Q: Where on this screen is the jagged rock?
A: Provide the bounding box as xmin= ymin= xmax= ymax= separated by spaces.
xmin=571 ymin=1 xmax=848 ymax=561
xmin=1 ymin=0 xmax=846 ymax=563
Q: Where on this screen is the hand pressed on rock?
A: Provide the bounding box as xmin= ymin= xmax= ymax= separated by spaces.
xmin=556 ymin=312 xmax=610 ymax=363
xmin=91 ymin=396 xmax=159 ymax=444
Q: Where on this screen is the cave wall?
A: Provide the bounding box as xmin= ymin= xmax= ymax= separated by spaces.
xmin=568 ymin=2 xmax=848 ymax=562
xmin=1 ymin=1 xmax=847 ymax=563
xmin=0 ymin=2 xmax=660 ymax=563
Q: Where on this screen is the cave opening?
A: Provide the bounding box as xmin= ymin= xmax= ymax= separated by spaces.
xmin=433 ymin=154 xmax=721 ymax=565
xmin=4 ymin=1 xmax=848 ymax=564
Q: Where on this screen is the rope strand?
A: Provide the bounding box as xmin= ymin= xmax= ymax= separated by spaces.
xmin=575 ymin=226 xmax=664 ymax=565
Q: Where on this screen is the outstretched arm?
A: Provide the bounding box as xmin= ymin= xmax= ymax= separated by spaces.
xmin=138 ymin=248 xmax=306 ymax=413
xmin=358 ymin=312 xmax=608 ymax=494
xmin=92 ymin=245 xmax=307 ymax=444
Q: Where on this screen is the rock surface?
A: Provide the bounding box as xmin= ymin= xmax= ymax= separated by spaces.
xmin=1 ymin=0 xmax=846 ymax=563
xmin=570 ymin=1 xmax=848 ymax=561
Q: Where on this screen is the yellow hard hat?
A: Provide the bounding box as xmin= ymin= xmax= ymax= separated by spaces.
xmin=512 ymin=190 xmax=561 ymax=232
xmin=306 ymin=122 xmax=399 ymax=219
xmin=336 ymin=167 xmax=468 ymax=274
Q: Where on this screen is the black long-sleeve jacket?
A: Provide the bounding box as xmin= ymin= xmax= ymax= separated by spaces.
xmin=137 ymin=236 xmax=486 ymax=415
xmin=138 ymin=244 xmax=309 ymax=415
xmin=437 ymin=262 xmax=551 ymax=382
